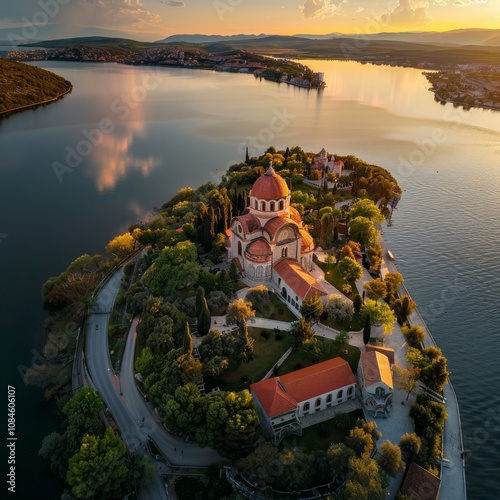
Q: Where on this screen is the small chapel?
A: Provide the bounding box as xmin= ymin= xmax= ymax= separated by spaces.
xmin=227 ymin=164 xmax=327 ymax=312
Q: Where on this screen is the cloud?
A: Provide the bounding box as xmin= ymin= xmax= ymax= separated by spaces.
xmin=300 ymin=0 xmax=346 ymax=19
xmin=158 ymin=0 xmax=185 ymax=6
xmin=453 ymin=0 xmax=487 ymax=6
xmin=383 ymin=0 xmax=432 ymax=28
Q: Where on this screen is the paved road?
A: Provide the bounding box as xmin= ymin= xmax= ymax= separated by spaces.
xmin=85 ymin=268 xmax=223 ymax=499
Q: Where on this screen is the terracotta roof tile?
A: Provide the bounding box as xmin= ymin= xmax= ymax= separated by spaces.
xmin=250 ymin=166 xmax=290 ymax=201
xmin=300 ymin=229 xmax=314 ymax=253
xmin=246 ymin=238 xmax=272 ymax=259
xmin=365 ymin=344 xmax=395 ymax=365
xmin=273 ymin=258 xmax=327 ymax=300
xmin=233 ymin=213 xmax=261 ymax=234
xmin=360 ymin=351 xmax=393 ymax=389
xmin=264 ymin=216 xmax=298 ymax=239
xmin=400 ymin=462 xmax=441 ymax=500
xmin=251 ymin=358 xmax=356 ymax=418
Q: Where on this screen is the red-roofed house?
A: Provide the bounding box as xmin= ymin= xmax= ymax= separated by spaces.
xmin=400 ymin=462 xmax=441 ymax=500
xmin=250 ymin=357 xmax=357 ymax=444
xmin=227 ymin=164 xmax=324 ymax=312
xmin=357 ymin=351 xmax=394 ymax=418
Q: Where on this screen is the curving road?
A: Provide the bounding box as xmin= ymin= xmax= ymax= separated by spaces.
xmin=85 ymin=268 xmax=223 ymax=499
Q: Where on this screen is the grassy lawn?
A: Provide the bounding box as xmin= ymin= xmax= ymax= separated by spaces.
xmin=321 ymin=312 xmax=365 ymax=332
xmin=278 ymin=338 xmax=361 ymax=375
xmin=253 ymin=292 xmax=299 ymax=322
xmin=279 ymin=409 xmax=365 ymax=452
xmin=314 ymin=257 xmax=358 ymax=300
xmin=206 ymin=328 xmax=292 ymax=392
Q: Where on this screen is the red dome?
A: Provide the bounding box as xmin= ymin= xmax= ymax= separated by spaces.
xmin=250 ymin=166 xmax=289 ymax=201
xmin=300 ymin=229 xmax=314 ymax=253
xmin=245 ymin=238 xmax=272 ymax=261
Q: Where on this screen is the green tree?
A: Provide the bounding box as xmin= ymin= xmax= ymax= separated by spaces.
xmin=363 ymin=314 xmax=371 ymax=345
xmin=327 ymin=443 xmax=356 ymax=475
xmin=67 ymin=428 xmax=129 ymax=499
xmin=348 ymin=216 xmax=379 ymax=248
xmin=290 ymin=318 xmax=315 ymax=347
xmin=377 ymin=441 xmax=405 ymax=477
xmin=393 ymin=365 xmax=420 ymax=401
xmin=392 ymin=295 xmax=416 ymax=326
xmin=226 ymin=298 xmax=255 ymax=325
xmin=349 ymin=199 xmax=385 ymax=223
xmin=237 ymin=319 xmax=254 ymax=364
xmin=401 ymin=324 xmax=425 ymax=348
xmin=39 ymin=432 xmax=68 ymax=478
xmin=63 ymin=388 xmax=105 ymax=456
xmin=164 ymin=383 xmax=204 ymax=436
xmin=366 ymin=242 xmax=383 ymax=272
xmin=198 ymin=296 xmax=211 ymax=336
xmin=384 ymin=272 xmax=404 ymax=303
xmin=300 ymin=293 xmax=324 ymax=322
xmin=362 ymin=278 xmax=387 ymax=303
xmin=337 ymin=256 xmax=363 ymax=291
xmin=182 ymin=322 xmax=194 ymax=355
xmin=134 ymin=347 xmax=154 ymax=376
xmin=344 ymin=453 xmax=387 ymax=500
xmin=246 ymin=285 xmax=270 ymax=315
xmin=105 ymin=232 xmax=135 ymax=259
xmin=399 ymin=433 xmax=421 ymax=463
xmin=353 ymin=293 xmax=362 ymax=315
xmin=362 ymin=299 xmax=396 ymax=335
xmin=195 ymin=286 xmax=206 ymax=317
xmin=229 ymin=259 xmax=240 ymax=283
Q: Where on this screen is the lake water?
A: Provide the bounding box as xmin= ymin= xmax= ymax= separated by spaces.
xmin=1 ymin=59 xmax=498 ymax=498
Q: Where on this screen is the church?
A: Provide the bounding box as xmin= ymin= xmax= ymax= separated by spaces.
xmin=227 ymin=165 xmax=327 ymax=312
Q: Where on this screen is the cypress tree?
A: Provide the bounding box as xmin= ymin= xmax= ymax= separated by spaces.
xmin=182 ymin=322 xmax=194 ymax=355
xmin=195 ymin=286 xmax=205 ymax=317
xmin=245 ymin=146 xmax=250 ymax=164
xmin=198 ymin=297 xmax=211 ymax=336
xmin=363 ymin=315 xmax=371 ymax=345
xmin=229 ymin=259 xmax=240 ymax=283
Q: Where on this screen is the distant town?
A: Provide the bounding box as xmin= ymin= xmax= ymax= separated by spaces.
xmin=4 ymin=45 xmax=326 ymax=89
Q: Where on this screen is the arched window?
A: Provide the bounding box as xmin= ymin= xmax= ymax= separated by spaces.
xmin=281 ymin=287 xmax=287 ymax=300
xmin=376 ymin=387 xmax=385 ymax=399
xmin=337 ymin=390 xmax=343 ymax=399
xmin=326 ymin=394 xmax=332 ymax=403
xmin=303 ymin=402 xmax=310 ymax=412
xmin=281 ymin=247 xmax=288 ymax=258
xmin=237 ymin=241 xmax=242 ymax=256
xmin=254 ymin=199 xmax=258 ymax=209
xmin=348 ymin=386 xmax=353 ymax=396
xmin=270 ymin=201 xmax=275 ymax=211
xmin=315 ymin=398 xmax=321 ymax=407
xmin=261 ymin=201 xmax=266 ymax=211
xmin=279 ymin=200 xmax=284 ymax=210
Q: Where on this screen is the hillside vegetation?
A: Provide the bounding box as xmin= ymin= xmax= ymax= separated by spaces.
xmin=0 ymin=59 xmax=72 ymax=114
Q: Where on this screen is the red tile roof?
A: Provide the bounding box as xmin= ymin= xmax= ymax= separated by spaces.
xmin=300 ymin=229 xmax=314 ymax=253
xmin=365 ymin=344 xmax=395 ymax=365
xmin=360 ymin=351 xmax=393 ymax=389
xmin=234 ymin=213 xmax=261 ymax=234
xmin=400 ymin=462 xmax=441 ymax=500
xmin=264 ymin=216 xmax=298 ymax=239
xmin=273 ymin=258 xmax=327 ymax=300
xmin=251 ymin=357 xmax=356 ymax=417
xmin=245 ymin=238 xmax=272 ymax=259
xmin=250 ymin=166 xmax=289 ymax=201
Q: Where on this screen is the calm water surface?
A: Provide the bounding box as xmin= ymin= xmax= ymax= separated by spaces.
xmin=1 ymin=59 xmax=498 ymax=498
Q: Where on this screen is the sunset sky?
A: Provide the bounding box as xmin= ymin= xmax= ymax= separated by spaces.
xmin=1 ymin=0 xmax=499 ymax=41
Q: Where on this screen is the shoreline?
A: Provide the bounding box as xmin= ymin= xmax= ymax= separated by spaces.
xmin=380 ymin=233 xmax=467 ymax=499
xmin=0 ymin=84 xmax=72 ymax=117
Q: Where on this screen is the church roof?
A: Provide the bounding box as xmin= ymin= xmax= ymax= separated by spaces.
xmin=288 ymin=205 xmax=303 ymax=225
xmin=250 ymin=166 xmax=290 ymax=201
xmin=251 ymin=357 xmax=356 ymax=418
xmin=300 ymin=229 xmax=314 ymax=253
xmin=264 ymin=216 xmax=298 ymax=239
xmin=360 ymin=351 xmax=393 ymax=389
xmin=246 ymin=238 xmax=272 ymax=259
xmin=273 ymin=258 xmax=327 ymax=300
xmin=401 ymin=462 xmax=441 ymax=500
xmin=234 ymin=213 xmax=261 ymax=234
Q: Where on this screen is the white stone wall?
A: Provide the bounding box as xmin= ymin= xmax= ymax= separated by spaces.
xmin=297 ymin=384 xmax=356 ymax=417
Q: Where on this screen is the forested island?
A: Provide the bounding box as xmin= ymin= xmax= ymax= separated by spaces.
xmin=29 ymin=146 xmax=457 ymax=499
xmin=0 ymin=59 xmax=72 ymax=115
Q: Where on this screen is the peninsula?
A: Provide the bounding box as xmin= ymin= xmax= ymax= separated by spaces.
xmin=32 ymin=146 xmax=465 ymax=499
xmin=0 ymin=59 xmax=72 ymax=115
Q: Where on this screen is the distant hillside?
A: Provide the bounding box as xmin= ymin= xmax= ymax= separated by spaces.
xmin=158 ymin=33 xmax=271 ymax=44
xmin=0 ymin=59 xmax=72 ymax=114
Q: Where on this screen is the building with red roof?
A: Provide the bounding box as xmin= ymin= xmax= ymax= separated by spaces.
xmin=228 ymin=164 xmax=325 ymax=312
xmin=400 ymin=462 xmax=441 ymax=500
xmin=250 ymin=357 xmax=357 ymax=444
xmin=357 ymin=351 xmax=394 ymax=418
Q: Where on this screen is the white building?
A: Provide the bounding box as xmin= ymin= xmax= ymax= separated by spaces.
xmin=227 ymin=165 xmax=327 ymax=312
xmin=250 ymin=357 xmax=357 ymax=445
